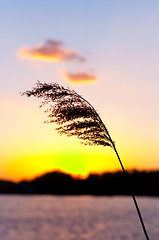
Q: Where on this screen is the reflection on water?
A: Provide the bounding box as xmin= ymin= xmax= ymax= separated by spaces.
xmin=0 ymin=195 xmax=158 ymax=240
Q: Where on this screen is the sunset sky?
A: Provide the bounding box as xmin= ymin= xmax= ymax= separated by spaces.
xmin=1 ymin=0 xmax=159 ymax=182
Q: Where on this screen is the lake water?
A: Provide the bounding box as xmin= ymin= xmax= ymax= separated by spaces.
xmin=0 ymin=195 xmax=158 ymax=240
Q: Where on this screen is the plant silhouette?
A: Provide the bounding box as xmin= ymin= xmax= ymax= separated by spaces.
xmin=22 ymin=81 xmax=150 ymax=240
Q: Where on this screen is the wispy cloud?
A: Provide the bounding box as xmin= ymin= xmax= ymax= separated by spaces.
xmin=17 ymin=39 xmax=86 ymax=63
xmin=63 ymin=71 xmax=97 ymax=83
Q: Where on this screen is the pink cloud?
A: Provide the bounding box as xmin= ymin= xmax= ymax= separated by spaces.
xmin=17 ymin=39 xmax=86 ymax=63
xmin=63 ymin=71 xmax=97 ymax=83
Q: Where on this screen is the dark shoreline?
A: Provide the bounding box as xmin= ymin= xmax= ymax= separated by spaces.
xmin=0 ymin=170 xmax=159 ymax=196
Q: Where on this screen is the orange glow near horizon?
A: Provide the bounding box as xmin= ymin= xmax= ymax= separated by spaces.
xmin=3 ymin=149 xmax=119 ymax=182
xmin=2 ymin=140 xmax=159 ymax=183
xmin=1 ymin=95 xmax=159 ymax=183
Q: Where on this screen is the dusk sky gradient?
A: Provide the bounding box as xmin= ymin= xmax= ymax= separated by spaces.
xmin=1 ymin=0 xmax=159 ymax=182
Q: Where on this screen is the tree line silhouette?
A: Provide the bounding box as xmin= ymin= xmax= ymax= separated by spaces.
xmin=1 ymin=170 xmax=159 ymax=196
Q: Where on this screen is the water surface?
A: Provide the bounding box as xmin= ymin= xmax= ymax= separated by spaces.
xmin=0 ymin=195 xmax=158 ymax=240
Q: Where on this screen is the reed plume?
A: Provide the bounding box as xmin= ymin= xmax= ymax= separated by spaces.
xmin=22 ymin=81 xmax=150 ymax=240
